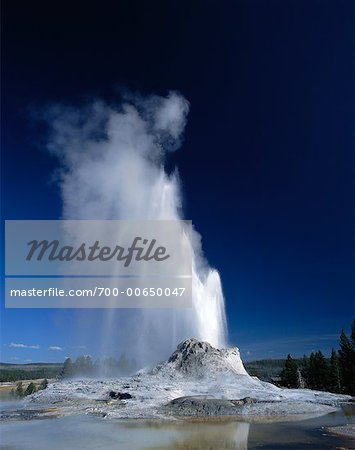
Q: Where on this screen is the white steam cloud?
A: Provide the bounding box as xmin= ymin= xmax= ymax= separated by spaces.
xmin=41 ymin=91 xmax=227 ymax=366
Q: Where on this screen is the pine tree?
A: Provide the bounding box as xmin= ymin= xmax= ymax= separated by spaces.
xmin=84 ymin=356 xmax=93 ymax=376
xmin=74 ymin=356 xmax=86 ymax=375
xmin=40 ymin=378 xmax=48 ymax=390
xmin=74 ymin=355 xmax=94 ymax=376
xmin=280 ymin=354 xmax=298 ymax=388
xmin=351 ymin=319 xmax=355 ymax=345
xmin=25 ymin=382 xmax=37 ymax=395
xmin=306 ymin=352 xmax=316 ymax=389
xmin=61 ymin=358 xmax=74 ymax=378
xmin=338 ymin=328 xmax=355 ymax=395
xmin=313 ymin=351 xmax=329 ymax=391
xmin=329 ymin=348 xmax=341 ymax=393
xmin=351 ymin=319 xmax=355 ymax=384
xmin=305 ymin=351 xmax=328 ymax=390
xmin=15 ymin=382 xmax=24 ymax=397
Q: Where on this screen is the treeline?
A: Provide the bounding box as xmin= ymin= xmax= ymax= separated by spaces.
xmin=245 ymin=359 xmax=286 ymax=382
xmin=61 ymin=354 xmax=137 ymax=378
xmin=280 ymin=320 xmax=355 ymax=395
xmin=0 ymin=354 xmax=137 ymax=382
xmin=11 ymin=379 xmax=48 ymax=397
xmin=0 ymin=366 xmax=62 ymax=382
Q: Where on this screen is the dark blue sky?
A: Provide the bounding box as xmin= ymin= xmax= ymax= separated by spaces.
xmin=1 ymin=0 xmax=354 ymax=362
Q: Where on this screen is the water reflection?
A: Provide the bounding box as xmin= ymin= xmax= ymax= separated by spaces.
xmin=0 ymin=406 xmax=353 ymax=450
xmin=145 ymin=421 xmax=250 ymax=450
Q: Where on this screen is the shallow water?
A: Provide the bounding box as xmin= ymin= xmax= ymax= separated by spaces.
xmin=0 ymin=403 xmax=353 ymax=449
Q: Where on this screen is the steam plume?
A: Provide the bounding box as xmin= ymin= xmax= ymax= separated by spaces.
xmin=42 ymin=91 xmax=227 ymax=365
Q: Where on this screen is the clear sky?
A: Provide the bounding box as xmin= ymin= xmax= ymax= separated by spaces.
xmin=1 ymin=0 xmax=354 ymax=363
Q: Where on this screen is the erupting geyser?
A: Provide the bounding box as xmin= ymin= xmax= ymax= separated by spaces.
xmin=43 ymin=91 xmax=227 ymax=365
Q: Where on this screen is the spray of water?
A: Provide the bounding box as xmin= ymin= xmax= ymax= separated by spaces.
xmin=42 ymin=91 xmax=227 ymax=365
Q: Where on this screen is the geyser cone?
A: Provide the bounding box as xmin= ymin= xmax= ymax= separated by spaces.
xmin=155 ymin=338 xmax=247 ymax=378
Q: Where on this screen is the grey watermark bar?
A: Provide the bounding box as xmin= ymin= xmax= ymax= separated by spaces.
xmin=5 ymin=277 xmax=192 ymax=308
xmin=5 ymin=220 xmax=192 ymax=276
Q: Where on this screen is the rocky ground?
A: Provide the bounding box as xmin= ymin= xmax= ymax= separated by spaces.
xmin=325 ymin=424 xmax=355 ymax=439
xmin=10 ymin=338 xmax=353 ymax=421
